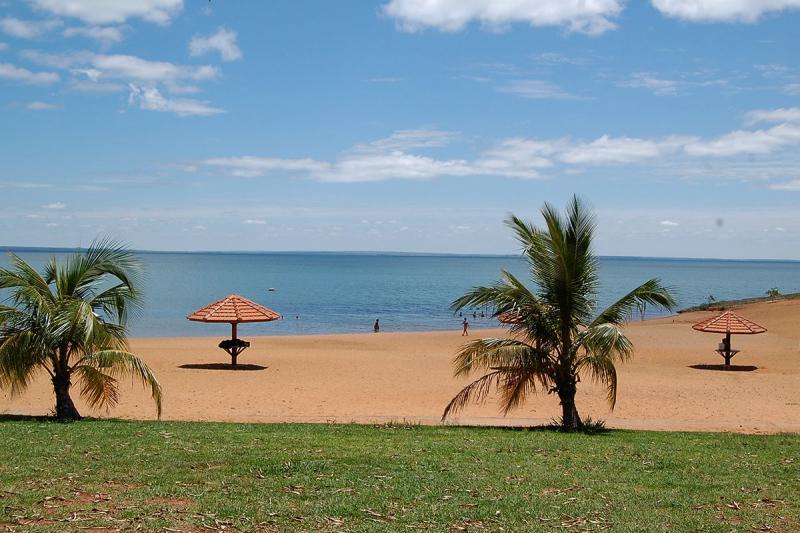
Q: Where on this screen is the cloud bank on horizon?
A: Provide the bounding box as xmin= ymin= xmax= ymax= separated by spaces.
xmin=0 ymin=0 xmax=799 ymax=258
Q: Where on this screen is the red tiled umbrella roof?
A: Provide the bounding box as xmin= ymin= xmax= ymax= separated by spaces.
xmin=692 ymin=311 xmax=766 ymax=335
xmin=497 ymin=310 xmax=524 ymax=324
xmin=187 ymin=294 xmax=281 ymax=324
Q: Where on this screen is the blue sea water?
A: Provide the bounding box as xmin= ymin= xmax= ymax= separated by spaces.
xmin=1 ymin=249 xmax=798 ymax=338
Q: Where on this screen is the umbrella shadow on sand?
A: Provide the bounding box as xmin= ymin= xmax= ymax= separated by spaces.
xmin=179 ymin=363 xmax=268 ymax=371
xmin=689 ymin=364 xmax=758 ymax=372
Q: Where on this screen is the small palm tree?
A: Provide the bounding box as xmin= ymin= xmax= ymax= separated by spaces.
xmin=766 ymin=287 xmax=780 ymax=300
xmin=443 ymin=196 xmax=676 ymax=430
xmin=0 ymin=240 xmax=162 ymax=420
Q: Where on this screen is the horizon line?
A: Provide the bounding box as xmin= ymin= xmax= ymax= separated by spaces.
xmin=1 ymin=245 xmax=799 ymax=263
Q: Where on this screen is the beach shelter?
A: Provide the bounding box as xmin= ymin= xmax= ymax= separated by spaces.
xmin=187 ymin=294 xmax=281 ymax=366
xmin=692 ymin=311 xmax=766 ymax=368
xmin=497 ymin=309 xmax=524 ymax=324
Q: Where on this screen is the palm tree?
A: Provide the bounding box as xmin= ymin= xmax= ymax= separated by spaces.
xmin=443 ymin=196 xmax=676 ymax=430
xmin=0 ymin=240 xmax=162 ymax=421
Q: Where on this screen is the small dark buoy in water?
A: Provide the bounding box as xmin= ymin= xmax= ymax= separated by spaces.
xmin=268 ymin=288 xmax=276 ymax=291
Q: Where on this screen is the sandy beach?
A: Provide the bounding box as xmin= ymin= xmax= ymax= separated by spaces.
xmin=2 ymin=298 xmax=798 ymax=434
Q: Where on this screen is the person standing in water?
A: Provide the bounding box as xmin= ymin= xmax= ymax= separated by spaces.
xmin=374 ymin=319 xmax=380 ymax=333
xmin=462 ymin=317 xmax=469 ymax=336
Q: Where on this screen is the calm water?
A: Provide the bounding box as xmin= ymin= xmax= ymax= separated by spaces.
xmin=1 ymin=250 xmax=798 ymax=338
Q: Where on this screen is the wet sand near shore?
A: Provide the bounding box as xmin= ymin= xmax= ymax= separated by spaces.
xmin=3 ymin=299 xmax=799 ymax=434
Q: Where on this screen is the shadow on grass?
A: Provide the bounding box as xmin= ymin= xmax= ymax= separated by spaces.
xmin=442 ymin=418 xmax=611 ymax=436
xmin=689 ymin=364 xmax=758 ymax=372
xmin=179 ymin=363 xmax=267 ymax=371
xmin=0 ymin=414 xmax=56 ymax=423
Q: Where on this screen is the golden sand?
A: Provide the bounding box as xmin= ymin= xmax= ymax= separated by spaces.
xmin=2 ymin=299 xmax=798 ymax=433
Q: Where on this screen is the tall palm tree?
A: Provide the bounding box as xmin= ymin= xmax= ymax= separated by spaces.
xmin=444 ymin=196 xmax=676 ymax=430
xmin=0 ymin=240 xmax=162 ymax=421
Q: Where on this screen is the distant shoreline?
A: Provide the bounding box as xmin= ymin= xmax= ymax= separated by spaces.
xmin=124 ymin=293 xmax=800 ymax=339
xmin=678 ymin=292 xmax=800 ymax=313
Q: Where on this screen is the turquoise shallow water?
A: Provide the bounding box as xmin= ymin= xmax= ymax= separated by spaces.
xmin=1 ymin=249 xmax=799 ymax=337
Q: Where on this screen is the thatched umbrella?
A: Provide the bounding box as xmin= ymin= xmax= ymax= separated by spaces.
xmin=692 ymin=311 xmax=766 ymax=368
xmin=187 ymin=294 xmax=281 ymax=366
xmin=497 ymin=309 xmax=524 ymax=324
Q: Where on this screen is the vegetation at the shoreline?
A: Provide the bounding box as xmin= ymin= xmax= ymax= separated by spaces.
xmin=679 ymin=291 xmax=800 ymax=313
xmin=0 ymin=419 xmax=797 ymax=532
xmin=447 ymin=197 xmax=675 ymax=430
xmin=0 ymin=240 xmax=161 ymax=420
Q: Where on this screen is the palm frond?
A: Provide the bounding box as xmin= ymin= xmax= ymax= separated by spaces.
xmin=0 ymin=331 xmax=50 ymax=395
xmin=441 ymin=370 xmax=504 ymax=421
xmin=74 ymin=350 xmax=162 ymax=418
xmin=0 ymin=254 xmax=55 ymax=311
xmin=576 ymin=350 xmax=619 ymax=408
xmin=453 ymin=337 xmax=538 ymax=376
xmin=578 ymin=323 xmax=634 ymax=363
xmin=592 ymin=278 xmax=677 ymax=327
xmin=496 ymin=366 xmax=543 ymax=414
xmin=58 ymin=239 xmax=142 ymax=304
xmin=74 ymin=365 xmax=119 ymax=411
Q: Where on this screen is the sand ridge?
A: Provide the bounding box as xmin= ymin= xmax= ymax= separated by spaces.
xmin=2 ymin=299 xmax=799 ymax=433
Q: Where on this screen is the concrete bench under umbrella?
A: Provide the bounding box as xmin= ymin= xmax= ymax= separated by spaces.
xmin=692 ymin=311 xmax=767 ymax=368
xmin=187 ymin=294 xmax=281 ymax=366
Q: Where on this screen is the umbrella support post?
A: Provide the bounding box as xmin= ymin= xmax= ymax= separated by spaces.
xmin=218 ymin=343 xmax=249 ymax=366
xmin=723 ymin=332 xmax=732 ymax=369
xmin=218 ymin=323 xmax=251 ymax=367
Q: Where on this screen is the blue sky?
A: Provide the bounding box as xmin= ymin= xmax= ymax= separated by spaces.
xmin=1 ymin=0 xmax=799 ymax=259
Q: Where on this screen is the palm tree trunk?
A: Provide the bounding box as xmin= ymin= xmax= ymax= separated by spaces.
xmin=52 ymin=371 xmax=81 ymax=420
xmin=558 ymin=385 xmax=582 ymax=431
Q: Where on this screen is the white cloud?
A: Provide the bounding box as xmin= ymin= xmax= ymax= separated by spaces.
xmin=28 ymin=0 xmax=183 ymax=25
xmin=24 ymin=50 xmax=218 ymax=83
xmin=619 ymin=73 xmax=680 ymax=95
xmin=64 ymin=25 xmax=125 ymax=46
xmin=0 ymin=17 xmax=61 ymax=39
xmin=93 ymin=53 xmax=217 ymax=82
xmin=496 ymin=79 xmax=584 ymax=100
xmin=559 ymin=135 xmax=692 ymax=164
xmin=660 ymin=220 xmax=680 ymax=227
xmin=532 ymin=52 xmax=585 ymax=66
xmin=127 ymin=84 xmax=223 ymax=117
xmin=684 ymin=123 xmax=800 ymax=157
xmin=382 ymin=0 xmax=623 ymax=35
xmin=23 ymin=50 xmax=222 ymax=110
xmin=205 ymin=156 xmax=328 ymax=177
xmin=754 ymin=63 xmax=790 ymax=78
xmin=190 ymin=27 xmax=241 ymax=61
xmin=165 ymin=82 xmax=200 ymax=94
xmin=243 ymin=219 xmax=268 ymax=225
xmin=475 ymin=138 xmax=555 ymax=179
xmin=198 ymin=108 xmax=800 ymax=183
xmin=768 ymin=180 xmax=800 ymax=191
xmin=652 ymin=0 xmax=800 ymax=22
xmin=318 ymin=152 xmax=476 ymax=183
xmin=42 ymin=202 xmax=66 ymax=209
xmin=70 ymin=79 xmax=125 ymax=92
xmin=745 ymin=107 xmax=800 ymax=126
xmin=354 ymin=129 xmax=458 ymax=152
xmin=0 ymin=62 xmax=58 ymax=84
xmin=619 ymin=71 xmax=730 ymax=96
xmin=784 ymin=83 xmax=800 ymax=95
xmin=27 ymin=101 xmax=60 ymax=110
xmin=0 ymin=181 xmax=52 ymax=189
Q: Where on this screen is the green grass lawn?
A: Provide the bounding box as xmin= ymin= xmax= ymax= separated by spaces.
xmin=0 ymin=419 xmax=797 ymax=532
